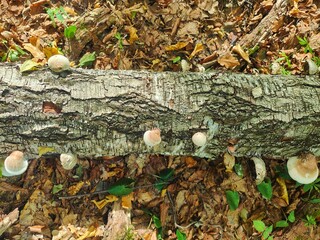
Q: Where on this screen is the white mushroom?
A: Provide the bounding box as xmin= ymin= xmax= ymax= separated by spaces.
xmin=48 ymin=54 xmax=70 ymax=72
xmin=287 ymin=153 xmax=319 ymax=184
xmin=251 ymin=157 xmax=266 ymax=185
xmin=60 ymin=153 xmax=78 ymax=170
xmin=143 ymin=128 xmax=161 ymax=147
xmin=192 ymin=132 xmax=207 ymax=147
xmin=2 ymin=151 xmax=28 ymax=176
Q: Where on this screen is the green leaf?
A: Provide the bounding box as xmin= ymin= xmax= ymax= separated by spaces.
xmin=176 ymin=229 xmax=186 ymax=240
xmin=263 ymin=225 xmax=273 ymax=239
xmin=106 ymin=178 xmax=134 ymax=196
xmin=257 ymin=178 xmax=273 ymax=200
xmin=154 ymin=168 xmax=175 ymax=191
xmin=288 ymin=211 xmax=295 ymax=223
xmin=303 ymin=183 xmax=314 ymax=192
xmin=267 ymin=236 xmax=274 ymax=240
xmin=64 ymin=25 xmax=77 ymax=39
xmin=158 ymin=168 xmax=174 ymax=181
xmin=8 ymin=49 xmax=19 ymax=61
xmin=309 ymin=198 xmax=320 ymax=204
xmin=172 ymin=56 xmax=181 ymax=63
xmin=234 ymin=163 xmax=244 ymax=177
xmin=20 ymin=59 xmax=41 ymax=72
xmin=152 ymin=215 xmax=162 ymax=229
xmin=275 ymin=220 xmax=289 ymax=228
xmin=52 ymin=184 xmax=64 ymax=194
xmin=226 ymin=190 xmax=240 ymax=211
xmin=253 ymin=220 xmax=266 ymax=232
xmin=79 ymin=51 xmax=96 ymax=67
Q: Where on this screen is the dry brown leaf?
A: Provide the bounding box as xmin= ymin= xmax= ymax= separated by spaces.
xmin=232 ymin=44 xmax=251 ymax=63
xmin=217 ymin=52 xmax=240 ymax=69
xmin=184 ymin=156 xmax=197 ymax=168
xmin=28 ymin=225 xmax=45 ymax=233
xmin=223 ymin=152 xmax=235 ymax=172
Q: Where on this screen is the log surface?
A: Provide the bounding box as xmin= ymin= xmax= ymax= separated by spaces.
xmin=1 ymin=63 xmax=320 ymax=159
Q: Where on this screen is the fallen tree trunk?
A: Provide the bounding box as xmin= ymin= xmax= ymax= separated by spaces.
xmin=0 ymin=63 xmax=320 ymax=160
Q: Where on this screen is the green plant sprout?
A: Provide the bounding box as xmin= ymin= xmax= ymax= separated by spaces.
xmin=225 ymin=190 xmax=240 ymax=211
xmin=1 ymin=40 xmax=26 ymax=62
xmin=253 ymin=220 xmax=273 ymax=240
xmin=154 ymin=168 xmax=175 ymax=191
xmin=46 ymin=7 xmax=77 ymax=39
xmin=257 ymin=178 xmax=273 ymax=200
xmin=275 ymin=211 xmax=295 ymax=228
xmin=303 ymin=214 xmax=316 ymax=227
xmin=296 ymin=177 xmax=320 ymax=201
xmin=297 ymin=36 xmax=314 ymax=54
xmin=114 ymin=32 xmax=124 ymax=49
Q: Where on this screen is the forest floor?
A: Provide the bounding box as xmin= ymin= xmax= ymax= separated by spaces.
xmin=0 ymin=0 xmax=320 ymax=239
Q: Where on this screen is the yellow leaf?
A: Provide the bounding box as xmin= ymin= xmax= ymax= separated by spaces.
xmin=165 ymin=42 xmax=189 ymax=51
xmin=125 ymin=26 xmax=139 ymax=45
xmin=276 ymin=178 xmax=289 ymax=205
xmin=189 ymin=43 xmax=204 ymax=59
xmin=23 ymin=43 xmax=45 ymax=59
xmin=232 ymin=44 xmax=251 ymax=63
xmin=20 ymin=59 xmax=41 ymax=73
xmin=38 ymin=146 xmax=55 ymax=156
xmin=121 ymin=192 xmax=134 ymax=209
xmin=68 ymin=181 xmax=84 ymax=195
xmin=43 ymin=47 xmax=59 ymax=59
xmin=91 ymin=195 xmax=118 ymax=210
xmin=161 ymin=189 xmax=167 ymax=198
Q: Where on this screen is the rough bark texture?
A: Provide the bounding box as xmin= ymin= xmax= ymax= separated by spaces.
xmin=1 ymin=63 xmax=320 ymax=160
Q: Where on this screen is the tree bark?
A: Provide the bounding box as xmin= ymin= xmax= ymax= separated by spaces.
xmin=1 ymin=63 xmax=320 ymax=160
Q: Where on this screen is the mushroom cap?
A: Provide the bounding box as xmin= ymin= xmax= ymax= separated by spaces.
xmin=287 ymin=154 xmax=319 ymax=184
xmin=60 ymin=153 xmax=78 ymax=170
xmin=192 ymin=132 xmax=207 ymax=147
xmin=143 ymin=129 xmax=161 ymax=147
xmin=48 ymin=54 xmax=70 ymax=72
xmin=3 ymin=151 xmax=28 ymax=176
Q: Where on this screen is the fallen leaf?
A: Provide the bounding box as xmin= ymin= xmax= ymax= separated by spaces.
xmin=217 ymin=52 xmax=240 ymax=69
xmin=125 ymin=26 xmax=139 ymax=45
xmin=121 ymin=192 xmax=134 ymax=209
xmin=223 ymin=152 xmax=235 ymax=172
xmin=276 ymin=177 xmax=289 ymax=205
xmin=23 ymin=43 xmax=45 ymax=59
xmin=28 ymin=225 xmax=44 ymax=233
xmin=165 ymin=42 xmax=189 ymax=51
xmin=232 ymin=44 xmax=251 ymax=63
xmin=189 ymin=43 xmax=204 ymax=59
xmin=38 ymin=146 xmax=55 ymax=156
xmin=19 ymin=59 xmax=41 ymax=73
xmin=68 ymin=181 xmax=84 ymax=195
xmin=91 ymin=195 xmax=118 ymax=210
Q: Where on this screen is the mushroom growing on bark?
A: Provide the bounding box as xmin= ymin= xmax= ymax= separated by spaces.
xmin=192 ymin=132 xmax=207 ymax=147
xmin=287 ymin=153 xmax=319 ymax=184
xmin=48 ymin=54 xmax=70 ymax=72
xmin=2 ymin=151 xmax=28 ymax=176
xmin=60 ymin=153 xmax=78 ymax=170
xmin=143 ymin=128 xmax=161 ymax=147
